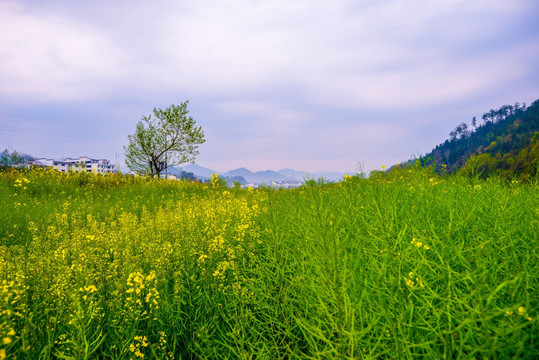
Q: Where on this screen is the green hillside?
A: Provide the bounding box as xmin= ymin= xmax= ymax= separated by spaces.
xmin=422 ymin=99 xmax=539 ymax=180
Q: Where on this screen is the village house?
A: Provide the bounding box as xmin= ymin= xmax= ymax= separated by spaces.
xmin=32 ymin=156 xmax=117 ymax=174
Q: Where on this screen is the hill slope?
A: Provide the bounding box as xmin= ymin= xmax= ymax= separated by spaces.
xmin=422 ymin=99 xmax=539 ymax=178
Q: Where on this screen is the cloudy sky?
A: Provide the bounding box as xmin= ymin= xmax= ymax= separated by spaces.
xmin=1 ymin=0 xmax=538 ymax=172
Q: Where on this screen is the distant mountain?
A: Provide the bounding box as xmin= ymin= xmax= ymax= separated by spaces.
xmin=277 ymin=168 xmax=308 ymax=181
xmin=162 ymin=167 xmax=197 ymax=180
xmin=253 ymin=170 xmax=294 ymax=184
xmin=278 ymin=168 xmax=346 ymax=182
xmin=149 ymin=163 xmax=347 ymax=184
xmin=178 ymin=163 xmax=217 ymax=179
xmin=224 ymin=167 xmax=254 ymax=180
xmin=164 ymin=166 xmax=184 ymax=176
xmin=224 ymin=168 xmax=295 ymax=184
xmin=222 ymin=176 xmax=247 ymax=185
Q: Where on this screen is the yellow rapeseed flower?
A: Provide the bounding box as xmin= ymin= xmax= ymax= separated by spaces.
xmin=518 ymin=306 xmax=526 ymax=315
xmin=3 ymin=337 xmax=12 ymax=345
xmin=134 ymin=335 xmax=148 ymax=347
xmin=411 ymin=237 xmax=430 ymax=250
xmin=84 ymin=285 xmax=97 ymax=293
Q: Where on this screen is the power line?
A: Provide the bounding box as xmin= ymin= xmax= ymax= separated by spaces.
xmin=0 ymin=125 xmax=127 ymax=143
xmin=0 ymin=116 xmax=133 ymax=132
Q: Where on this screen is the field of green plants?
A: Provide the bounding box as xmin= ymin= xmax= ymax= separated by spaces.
xmin=0 ymin=166 xmax=537 ymax=359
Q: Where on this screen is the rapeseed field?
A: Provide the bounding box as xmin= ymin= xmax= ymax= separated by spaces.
xmin=0 ymin=166 xmax=537 ymax=359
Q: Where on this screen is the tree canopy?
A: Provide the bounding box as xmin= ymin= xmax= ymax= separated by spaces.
xmin=124 ymin=101 xmax=205 ymax=177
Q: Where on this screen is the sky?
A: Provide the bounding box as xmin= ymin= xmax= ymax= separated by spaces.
xmin=1 ymin=0 xmax=538 ymax=173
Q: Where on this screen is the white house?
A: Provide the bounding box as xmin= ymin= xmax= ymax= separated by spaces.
xmin=32 ymin=156 xmax=117 ymax=174
xmin=32 ymin=158 xmax=55 ymax=167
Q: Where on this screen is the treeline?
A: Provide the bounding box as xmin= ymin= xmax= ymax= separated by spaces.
xmin=0 ymin=149 xmax=34 ymax=167
xmin=420 ymin=99 xmax=539 ymax=180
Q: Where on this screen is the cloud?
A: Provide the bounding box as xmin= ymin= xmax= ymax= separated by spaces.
xmin=144 ymin=0 xmax=539 ymax=109
xmin=2 ymin=0 xmax=537 ymax=107
xmin=0 ymin=1 xmax=129 ymax=102
xmin=1 ymin=0 xmax=538 ymax=172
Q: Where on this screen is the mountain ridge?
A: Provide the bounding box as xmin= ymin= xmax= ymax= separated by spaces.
xmin=177 ymin=164 xmax=346 ymax=184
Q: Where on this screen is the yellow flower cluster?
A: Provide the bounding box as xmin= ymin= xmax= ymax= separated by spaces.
xmin=1 ymin=169 xmax=267 ymax=356
xmin=0 ymin=279 xmax=26 ymax=355
xmin=404 ymin=272 xmax=424 ymax=289
xmin=129 ymin=335 xmax=148 ymax=358
xmin=13 ymin=177 xmax=30 ymax=189
xmin=79 ymin=284 xmax=98 ymax=301
xmin=158 ymin=331 xmax=167 ymax=354
xmin=190 ymin=192 xmax=261 ymax=298
xmin=125 ymin=271 xmax=160 ymax=320
xmin=506 ymin=306 xmax=533 ymax=321
xmin=210 ymin=173 xmax=223 ymax=188
xmin=411 ymin=238 xmax=430 ymax=250
xmin=441 ymin=164 xmax=447 ymax=170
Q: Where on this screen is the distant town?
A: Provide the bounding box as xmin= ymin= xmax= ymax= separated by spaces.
xmin=31 ymin=156 xmax=118 ymax=174
xmin=19 ymin=156 xmax=347 ymax=188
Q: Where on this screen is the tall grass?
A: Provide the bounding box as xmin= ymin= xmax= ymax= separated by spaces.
xmin=0 ymin=166 xmax=537 ymax=359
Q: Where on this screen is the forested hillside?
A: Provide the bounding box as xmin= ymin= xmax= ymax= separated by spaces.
xmin=422 ymin=99 xmax=539 ymax=179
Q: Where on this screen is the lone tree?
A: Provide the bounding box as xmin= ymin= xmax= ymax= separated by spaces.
xmin=124 ymin=101 xmax=205 ymax=177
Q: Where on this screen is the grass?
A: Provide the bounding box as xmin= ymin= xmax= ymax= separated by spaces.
xmin=0 ymin=166 xmax=537 ymax=359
